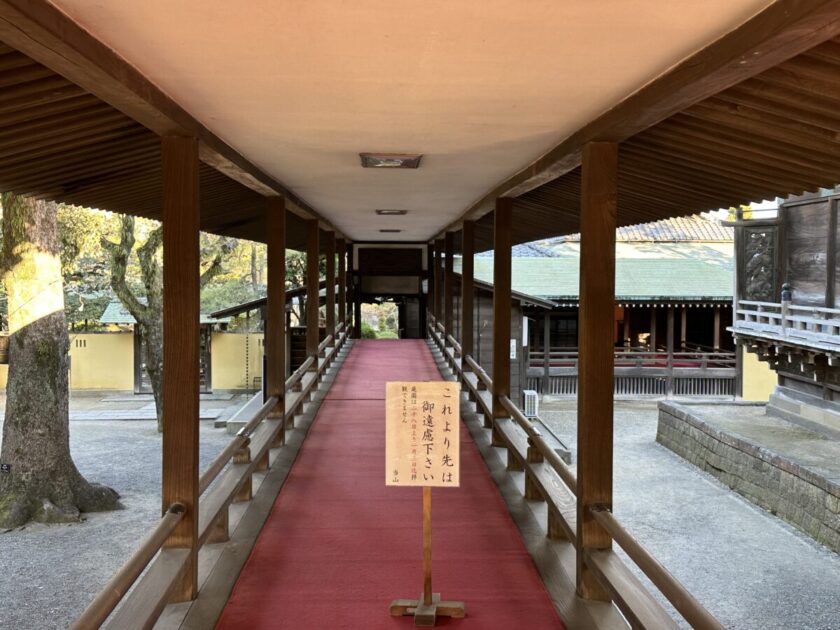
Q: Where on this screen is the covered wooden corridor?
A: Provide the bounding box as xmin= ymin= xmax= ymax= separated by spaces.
xmin=215 ymin=339 xmax=563 ymax=629
xmin=3 ymin=1 xmax=840 ymax=628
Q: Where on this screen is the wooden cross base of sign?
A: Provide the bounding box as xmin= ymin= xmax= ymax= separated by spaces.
xmin=389 ymin=487 xmax=466 ymax=627
xmin=389 ymin=593 xmax=466 ymax=627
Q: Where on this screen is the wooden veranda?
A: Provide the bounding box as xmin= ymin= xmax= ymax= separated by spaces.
xmin=3 ymin=1 xmax=840 ymax=628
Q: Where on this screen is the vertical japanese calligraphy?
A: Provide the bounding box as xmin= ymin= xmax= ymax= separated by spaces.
xmin=385 ymin=381 xmax=460 ymax=487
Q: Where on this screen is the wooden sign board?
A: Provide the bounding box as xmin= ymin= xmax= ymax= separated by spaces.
xmin=385 ymin=381 xmax=460 ymax=488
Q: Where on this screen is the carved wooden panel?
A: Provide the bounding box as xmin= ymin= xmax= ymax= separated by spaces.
xmin=786 ymin=201 xmax=830 ymax=306
xmin=741 ymin=227 xmax=777 ymax=302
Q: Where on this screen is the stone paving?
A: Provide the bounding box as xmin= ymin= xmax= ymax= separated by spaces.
xmin=0 ymin=391 xmax=251 ymax=630
xmin=658 ymin=401 xmax=840 ymax=553
xmin=540 ymin=399 xmax=840 ymax=630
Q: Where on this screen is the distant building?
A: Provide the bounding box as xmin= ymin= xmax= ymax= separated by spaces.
xmin=100 ymin=301 xmax=228 ymax=393
xmin=460 ymin=215 xmax=743 ymax=398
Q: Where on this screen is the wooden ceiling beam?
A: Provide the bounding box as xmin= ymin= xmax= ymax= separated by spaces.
xmin=0 ymin=0 xmax=338 ymax=235
xmin=441 ymin=0 xmax=840 ymax=236
xmin=713 ymin=87 xmax=840 ymax=132
xmin=622 ymin=149 xmax=776 ymax=199
xmin=659 ymin=116 xmax=840 ymax=173
xmin=628 ymin=132 xmax=830 ymax=188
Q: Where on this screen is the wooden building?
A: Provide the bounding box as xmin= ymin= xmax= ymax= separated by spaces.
xmin=3 ymin=2 xmax=840 ymax=629
xmin=459 ymin=216 xmax=739 ymax=397
xmin=731 ymin=192 xmax=840 ymax=435
xmin=99 ymin=301 xmax=223 ymax=394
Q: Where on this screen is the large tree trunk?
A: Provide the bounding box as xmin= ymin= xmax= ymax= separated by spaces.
xmin=0 ymin=194 xmax=119 ymax=528
xmin=138 ymin=319 xmax=164 ymax=431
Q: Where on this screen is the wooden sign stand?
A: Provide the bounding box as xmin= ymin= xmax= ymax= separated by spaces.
xmin=389 ymin=487 xmax=465 ymax=627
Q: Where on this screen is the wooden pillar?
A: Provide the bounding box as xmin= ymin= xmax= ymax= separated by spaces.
xmin=265 ymin=197 xmax=286 ymax=420
xmin=444 ymin=231 xmax=454 ymax=337
xmin=426 ymin=243 xmax=436 ymax=325
xmin=161 ymin=135 xmax=200 ymax=602
xmin=353 ymin=279 xmax=362 ymax=339
xmin=492 ymin=198 xmax=512 ymax=418
xmin=649 ymin=308 xmax=657 ymax=351
xmin=434 ymin=239 xmax=444 ymax=323
xmin=680 ymin=306 xmax=688 ymax=350
xmin=306 ymin=220 xmax=319 ymax=366
xmin=666 ymin=306 xmax=675 ymax=397
xmin=576 ymin=141 xmax=617 ymax=601
xmin=461 ymin=221 xmax=474 ymax=358
xmin=337 ymin=238 xmax=346 ymax=328
xmin=543 ymin=312 xmax=551 ymax=394
xmin=713 ymin=306 xmax=721 ymax=350
xmin=325 ymin=231 xmax=336 ymax=344
xmin=622 ymin=311 xmax=630 ymax=346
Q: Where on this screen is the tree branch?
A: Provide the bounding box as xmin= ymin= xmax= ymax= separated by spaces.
xmin=101 ymin=215 xmax=148 ymax=321
xmin=200 ymin=237 xmax=236 ymax=289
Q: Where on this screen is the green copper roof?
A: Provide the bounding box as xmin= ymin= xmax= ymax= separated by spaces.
xmin=457 ymin=245 xmax=733 ymax=301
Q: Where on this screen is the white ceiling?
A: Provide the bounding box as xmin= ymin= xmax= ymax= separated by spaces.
xmin=53 ymin=1 xmax=771 ymax=241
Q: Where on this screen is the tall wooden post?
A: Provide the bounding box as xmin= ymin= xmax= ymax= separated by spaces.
xmin=649 ymin=308 xmax=657 ymax=351
xmin=427 ymin=243 xmax=436 ymax=326
xmin=713 ymin=306 xmax=721 ymax=350
xmin=623 ymin=312 xmax=630 ymax=346
xmin=266 ymin=197 xmax=286 ymax=421
xmin=461 ymin=221 xmax=474 ymax=358
xmin=680 ymin=306 xmax=688 ymax=350
xmin=337 ymin=238 xmax=347 ymax=328
xmin=576 ymin=142 xmax=617 ymax=601
xmin=492 ymin=198 xmax=512 ymax=418
xmin=325 ymin=231 xmax=336 ymax=345
xmin=161 ymin=135 xmax=200 ymax=602
xmin=434 ymin=239 xmax=444 ymax=323
xmin=543 ymin=313 xmax=551 ymax=394
xmin=666 ymin=306 xmax=675 ymax=397
xmin=306 ymin=220 xmax=320 ymax=367
xmin=444 ymin=232 xmax=454 ymax=338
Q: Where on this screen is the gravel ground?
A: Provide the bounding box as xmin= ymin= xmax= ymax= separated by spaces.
xmin=0 ymin=394 xmax=249 ymax=630
xmin=540 ymin=399 xmax=840 ymax=630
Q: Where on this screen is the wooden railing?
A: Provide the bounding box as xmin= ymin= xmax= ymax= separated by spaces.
xmin=427 ymin=316 xmax=724 ymax=630
xmin=530 ymin=347 xmax=736 ymax=369
xmin=528 ymin=346 xmax=737 ymax=398
xmin=733 ymin=299 xmax=840 ymax=350
xmin=74 ymin=325 xmax=349 ymax=629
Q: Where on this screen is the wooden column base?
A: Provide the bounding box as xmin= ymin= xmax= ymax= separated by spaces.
xmin=389 ymin=593 xmax=465 ymax=627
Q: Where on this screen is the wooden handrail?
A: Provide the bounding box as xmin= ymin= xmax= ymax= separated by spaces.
xmin=590 ymin=506 xmax=725 ymax=630
xmin=446 ymin=334 xmax=461 ymax=354
xmin=77 ymin=330 xmax=350 ymax=630
xmin=196 ymin=394 xmax=280 ymax=495
xmin=286 ymin=356 xmax=315 ymax=389
xmin=199 ymin=435 xmax=248 ymax=496
xmin=499 ymin=395 xmax=577 ymax=493
xmin=318 ymin=334 xmax=334 ymax=353
xmin=71 ymin=503 xmax=185 ymax=630
xmin=463 ymin=355 xmax=492 ymax=390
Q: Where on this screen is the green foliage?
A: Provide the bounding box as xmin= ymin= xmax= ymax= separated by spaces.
xmin=360 ymin=322 xmax=377 ymax=339
xmin=725 ymin=204 xmax=753 ymax=221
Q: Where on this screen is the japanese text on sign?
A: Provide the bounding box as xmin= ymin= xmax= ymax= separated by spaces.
xmin=385 ymin=381 xmax=460 ymax=488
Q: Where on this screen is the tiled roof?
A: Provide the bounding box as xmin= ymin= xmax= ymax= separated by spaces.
xmin=456 ymin=248 xmax=733 ymax=301
xmin=476 ymin=242 xmax=556 ymax=258
xmin=100 ymin=301 xmax=228 ymax=325
xmin=544 ymin=214 xmax=733 ymax=244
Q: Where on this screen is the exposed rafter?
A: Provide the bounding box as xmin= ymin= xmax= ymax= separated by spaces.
xmin=0 ymin=0 xmax=339 ymax=234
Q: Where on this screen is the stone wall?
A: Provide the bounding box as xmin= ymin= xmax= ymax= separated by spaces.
xmin=657 ymin=402 xmax=840 ymax=553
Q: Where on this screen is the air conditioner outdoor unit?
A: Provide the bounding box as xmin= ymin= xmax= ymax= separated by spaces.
xmin=523 ymin=389 xmax=539 ymax=418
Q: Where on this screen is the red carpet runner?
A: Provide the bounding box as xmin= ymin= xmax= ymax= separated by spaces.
xmin=216 ymin=340 xmax=565 ymax=629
